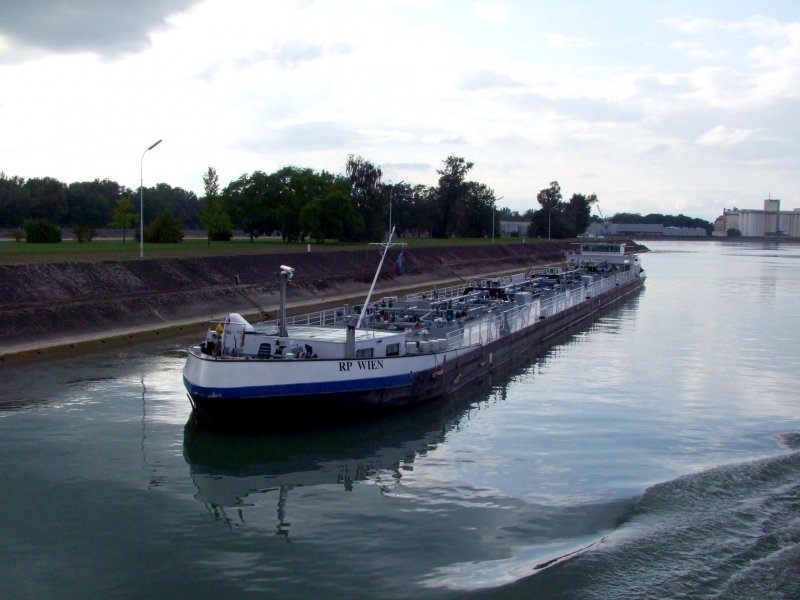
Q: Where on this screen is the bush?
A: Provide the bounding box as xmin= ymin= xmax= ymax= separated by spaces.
xmin=11 ymin=228 xmax=24 ymax=242
xmin=144 ymin=212 xmax=184 ymax=243
xmin=23 ymin=219 xmax=62 ymax=243
xmin=72 ymin=225 xmax=96 ymax=242
xmin=726 ymin=228 xmax=742 ymax=237
xmin=210 ymin=229 xmax=232 ymax=241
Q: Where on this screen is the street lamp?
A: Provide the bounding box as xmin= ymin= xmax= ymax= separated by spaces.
xmin=140 ymin=139 xmax=162 ymax=258
xmin=492 ymin=196 xmax=503 ymax=244
xmin=389 ymin=180 xmax=404 ymax=237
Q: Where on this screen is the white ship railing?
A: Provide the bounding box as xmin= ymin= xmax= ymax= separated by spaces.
xmin=405 ymin=280 xmax=474 ymax=303
xmin=445 ymin=269 xmax=637 ymax=351
xmin=253 ymin=269 xmax=639 ymax=348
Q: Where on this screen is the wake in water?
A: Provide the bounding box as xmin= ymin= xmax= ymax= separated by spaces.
xmin=478 ymin=433 xmax=800 ymax=600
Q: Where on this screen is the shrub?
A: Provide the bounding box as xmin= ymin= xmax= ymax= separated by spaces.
xmin=72 ymin=225 xmax=96 ymax=242
xmin=11 ymin=228 xmax=24 ymax=242
xmin=210 ymin=229 xmax=232 ymax=241
xmin=144 ymin=212 xmax=184 ymax=243
xmin=23 ymin=219 xmax=62 ymax=243
xmin=726 ymin=228 xmax=742 ymax=237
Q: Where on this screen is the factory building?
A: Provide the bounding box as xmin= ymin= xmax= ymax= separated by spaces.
xmin=714 ymin=199 xmax=800 ymax=238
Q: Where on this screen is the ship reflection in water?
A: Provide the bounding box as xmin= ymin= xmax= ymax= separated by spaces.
xmin=183 ymin=391 xmax=478 ymax=532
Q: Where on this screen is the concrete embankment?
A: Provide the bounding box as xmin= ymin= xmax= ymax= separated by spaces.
xmin=0 ymin=242 xmax=641 ymax=362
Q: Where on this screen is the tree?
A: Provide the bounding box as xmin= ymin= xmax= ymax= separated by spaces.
xmin=203 ymin=165 xmax=219 ymax=198
xmin=300 ymin=182 xmax=363 ymax=243
xmin=0 ymin=173 xmax=29 ymax=227
xmin=460 ymin=181 xmax=496 ymax=237
xmin=141 ymin=183 xmax=200 ymax=228
xmin=24 ymin=177 xmax=68 ymax=224
xmin=434 ymin=155 xmax=474 ymax=237
xmin=200 ymin=166 xmax=232 ymax=244
xmin=274 ymin=167 xmax=322 ymax=242
xmin=563 ymin=193 xmax=596 ymax=237
xmin=529 ymin=181 xmax=563 ymax=239
xmin=200 ymin=197 xmax=233 ymax=243
xmin=346 ymin=155 xmax=383 ymax=241
xmin=382 ymin=181 xmax=415 ymax=237
xmin=144 ymin=211 xmax=184 ymax=243
xmin=67 ymin=179 xmax=121 ymax=227
xmin=111 ymin=196 xmax=137 ymax=244
xmin=222 ymin=171 xmax=274 ymax=242
xmin=397 ymin=184 xmax=437 ymax=237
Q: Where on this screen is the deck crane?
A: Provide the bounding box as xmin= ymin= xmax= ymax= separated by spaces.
xmin=594 ymin=200 xmax=612 ymax=237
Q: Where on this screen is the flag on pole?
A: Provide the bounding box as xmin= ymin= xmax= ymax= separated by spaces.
xmin=394 ymin=249 xmax=405 ymax=275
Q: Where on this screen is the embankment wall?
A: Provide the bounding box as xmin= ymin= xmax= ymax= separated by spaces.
xmin=0 ymin=242 xmax=643 ymax=355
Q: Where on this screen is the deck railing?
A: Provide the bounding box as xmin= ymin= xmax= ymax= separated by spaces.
xmin=252 ymin=269 xmax=638 ymax=349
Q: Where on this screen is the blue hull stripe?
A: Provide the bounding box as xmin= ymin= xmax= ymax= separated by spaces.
xmin=184 ymin=372 xmax=415 ymax=400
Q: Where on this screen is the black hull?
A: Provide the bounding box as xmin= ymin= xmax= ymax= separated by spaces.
xmin=190 ymin=277 xmax=644 ymax=431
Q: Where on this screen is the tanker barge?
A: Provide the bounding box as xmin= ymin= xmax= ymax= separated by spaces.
xmin=183 ymin=241 xmax=645 ymax=430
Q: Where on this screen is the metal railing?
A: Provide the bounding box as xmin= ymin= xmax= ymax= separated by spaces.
xmin=250 ymin=269 xmax=638 ymax=350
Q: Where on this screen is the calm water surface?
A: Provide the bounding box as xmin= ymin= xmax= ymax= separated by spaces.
xmin=1 ymin=241 xmax=799 ymax=599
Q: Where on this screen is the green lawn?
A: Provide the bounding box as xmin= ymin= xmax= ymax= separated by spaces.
xmin=0 ymin=235 xmax=552 ymax=264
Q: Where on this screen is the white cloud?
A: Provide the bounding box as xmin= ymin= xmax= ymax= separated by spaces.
xmin=670 ymin=41 xmax=728 ymax=60
xmin=459 ymin=69 xmax=524 ymax=91
xmin=472 ymin=2 xmax=508 ymax=24
xmin=547 ymin=33 xmax=592 ymax=49
xmin=696 ymin=125 xmax=758 ymax=147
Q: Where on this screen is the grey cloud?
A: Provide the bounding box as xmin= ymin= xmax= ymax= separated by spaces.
xmin=0 ymin=0 xmax=200 ymax=59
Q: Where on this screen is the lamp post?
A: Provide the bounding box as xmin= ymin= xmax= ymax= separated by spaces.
xmin=389 ymin=180 xmax=404 ymax=237
xmin=492 ymin=196 xmax=503 ymax=244
xmin=140 ymin=139 xmax=162 ymax=258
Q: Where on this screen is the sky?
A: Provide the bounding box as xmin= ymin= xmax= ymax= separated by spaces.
xmin=1 ymin=1 xmax=799 ymax=222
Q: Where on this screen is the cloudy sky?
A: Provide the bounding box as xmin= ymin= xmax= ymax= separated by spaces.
xmin=1 ymin=0 xmax=798 ymax=221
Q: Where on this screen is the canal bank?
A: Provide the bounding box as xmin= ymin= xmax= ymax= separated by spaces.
xmin=0 ymin=241 xmax=644 ymax=362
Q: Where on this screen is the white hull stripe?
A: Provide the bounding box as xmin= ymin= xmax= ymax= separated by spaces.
xmin=184 ymin=372 xmax=415 ymax=400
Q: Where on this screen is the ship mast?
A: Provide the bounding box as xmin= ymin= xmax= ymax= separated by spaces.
xmin=356 ymin=227 xmax=405 ymax=329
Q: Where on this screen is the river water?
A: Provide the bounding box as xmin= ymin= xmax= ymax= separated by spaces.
xmin=1 ymin=241 xmax=799 ymax=599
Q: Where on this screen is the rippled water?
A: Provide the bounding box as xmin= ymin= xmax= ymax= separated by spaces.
xmin=1 ymin=241 xmax=799 ymax=599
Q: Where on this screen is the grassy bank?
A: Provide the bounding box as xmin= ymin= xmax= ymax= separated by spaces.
xmin=0 ymin=236 xmax=551 ymax=265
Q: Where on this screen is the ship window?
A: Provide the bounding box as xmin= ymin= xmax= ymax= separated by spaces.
xmin=356 ymin=348 xmax=374 ymax=359
xmin=257 ymin=343 xmax=271 ymax=359
xmin=386 ymin=343 xmax=400 ymax=357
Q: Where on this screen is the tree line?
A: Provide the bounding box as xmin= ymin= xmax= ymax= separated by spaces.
xmin=0 ymin=156 xmax=708 ymax=243
xmin=603 ymin=212 xmax=713 ymax=234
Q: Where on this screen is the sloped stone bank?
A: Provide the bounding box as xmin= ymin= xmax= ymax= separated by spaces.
xmin=1 ymin=242 xmax=639 ymax=353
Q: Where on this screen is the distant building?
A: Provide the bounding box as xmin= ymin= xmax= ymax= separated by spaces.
xmin=581 ymin=223 xmax=707 ymax=237
xmin=498 ymin=220 xmax=531 ymax=237
xmin=714 ymin=199 xmax=800 ymax=238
